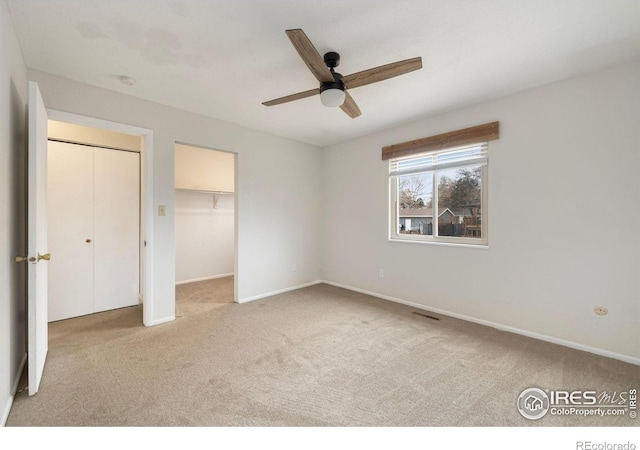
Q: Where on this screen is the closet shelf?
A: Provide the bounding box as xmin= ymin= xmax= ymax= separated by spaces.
xmin=175 ymin=187 xmax=234 ymax=195
xmin=175 ymin=187 xmax=234 ymax=209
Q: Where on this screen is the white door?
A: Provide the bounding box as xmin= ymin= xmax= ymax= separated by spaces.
xmin=27 ymin=81 xmax=49 ymax=396
xmin=93 ymin=148 xmax=140 ymax=312
xmin=48 ymin=143 xmax=140 ymax=321
xmin=47 ymin=141 xmax=94 ymax=321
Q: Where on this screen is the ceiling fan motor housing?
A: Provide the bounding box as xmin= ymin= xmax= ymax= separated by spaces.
xmin=320 ymin=80 xmax=344 ymax=93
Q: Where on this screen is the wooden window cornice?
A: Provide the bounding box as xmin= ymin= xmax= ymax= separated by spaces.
xmin=382 ymin=121 xmax=499 ymax=160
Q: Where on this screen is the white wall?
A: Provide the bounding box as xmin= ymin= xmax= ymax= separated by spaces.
xmin=0 ymin=0 xmax=28 ymax=425
xmin=321 ymin=61 xmax=640 ymax=363
xmin=29 ymin=69 xmax=322 ymax=317
xmin=175 ymin=190 xmax=234 ymax=283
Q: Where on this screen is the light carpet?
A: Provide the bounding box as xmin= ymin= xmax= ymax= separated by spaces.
xmin=6 ymin=278 xmax=639 ymax=426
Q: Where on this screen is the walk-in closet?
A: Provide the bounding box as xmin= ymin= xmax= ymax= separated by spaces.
xmin=174 ymin=144 xmax=235 ymax=312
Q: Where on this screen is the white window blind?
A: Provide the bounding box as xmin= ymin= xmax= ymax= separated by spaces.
xmin=389 ymin=143 xmax=488 ymax=177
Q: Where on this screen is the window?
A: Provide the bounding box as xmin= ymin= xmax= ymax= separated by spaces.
xmin=389 ymin=143 xmax=488 ymax=245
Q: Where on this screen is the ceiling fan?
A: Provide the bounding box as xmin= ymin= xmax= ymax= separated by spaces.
xmin=262 ymin=29 xmax=423 ymax=118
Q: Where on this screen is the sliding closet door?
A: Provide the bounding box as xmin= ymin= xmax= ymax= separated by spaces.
xmin=49 ymin=143 xmax=140 ymax=321
xmin=93 ymin=148 xmax=140 ymax=313
xmin=48 ymin=141 xmax=95 ymax=322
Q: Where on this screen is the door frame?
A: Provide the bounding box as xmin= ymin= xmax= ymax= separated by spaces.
xmin=47 ymin=110 xmax=155 ymax=326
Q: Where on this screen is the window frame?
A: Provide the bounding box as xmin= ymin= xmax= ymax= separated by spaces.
xmin=389 ymin=145 xmax=489 ymax=247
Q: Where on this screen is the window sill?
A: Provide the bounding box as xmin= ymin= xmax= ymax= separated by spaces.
xmin=388 ymin=237 xmax=489 ymax=249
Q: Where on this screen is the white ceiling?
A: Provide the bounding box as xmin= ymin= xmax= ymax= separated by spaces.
xmin=7 ymin=0 xmax=640 ymax=147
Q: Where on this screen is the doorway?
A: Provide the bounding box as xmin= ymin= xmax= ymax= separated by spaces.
xmin=45 ymin=110 xmax=154 ymax=326
xmin=174 ymin=143 xmax=236 ymax=316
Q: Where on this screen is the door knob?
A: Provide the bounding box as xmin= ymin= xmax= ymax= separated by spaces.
xmin=14 ymin=256 xmax=36 ymax=263
xmin=37 ymin=253 xmax=51 ymax=262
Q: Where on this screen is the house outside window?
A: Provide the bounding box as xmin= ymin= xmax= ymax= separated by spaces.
xmin=389 ymin=142 xmax=488 ymax=245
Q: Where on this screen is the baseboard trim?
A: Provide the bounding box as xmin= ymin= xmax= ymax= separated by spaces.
xmin=2 ymin=352 xmax=27 ymax=426
xmin=11 ymin=353 xmax=27 ymax=395
xmin=321 ymin=280 xmax=640 ymax=366
xmin=146 ymin=315 xmax=175 ymax=327
xmin=176 ymin=273 xmax=234 ymax=285
xmin=1 ymin=396 xmax=10 ymax=427
xmin=238 ymin=280 xmax=323 ymax=304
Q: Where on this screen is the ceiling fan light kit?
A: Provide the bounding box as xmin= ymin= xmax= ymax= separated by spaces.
xmin=320 ymin=83 xmax=345 ymax=107
xmin=262 ymin=29 xmax=422 ymax=118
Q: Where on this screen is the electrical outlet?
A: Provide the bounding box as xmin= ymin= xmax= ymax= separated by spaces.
xmin=379 ymin=269 xmax=384 ymax=278
xmin=158 ymin=205 xmax=166 ymax=216
xmin=593 ymin=306 xmax=608 ymax=316
xmin=291 ymin=263 xmax=297 ymax=272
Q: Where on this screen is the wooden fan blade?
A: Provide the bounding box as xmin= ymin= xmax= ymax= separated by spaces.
xmin=342 ymin=57 xmax=422 ymax=90
xmin=285 ymin=29 xmax=334 ymax=83
xmin=340 ymin=91 xmax=361 ymax=118
xmin=262 ymin=88 xmax=320 ymax=106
